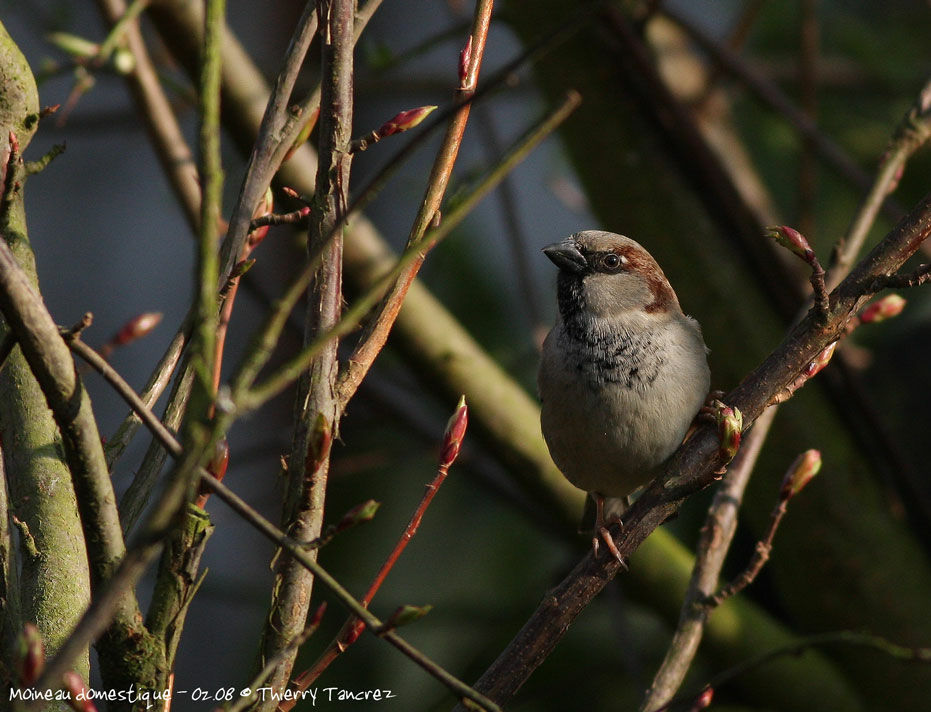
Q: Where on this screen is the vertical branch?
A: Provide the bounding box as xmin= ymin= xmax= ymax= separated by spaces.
xmin=186 ymin=0 xmax=225 ymax=435
xmin=257 ymin=0 xmax=354 ymax=702
xmin=0 ymin=24 xmax=92 ymax=683
xmin=334 ymin=0 xmax=495 ymax=407
xmin=95 ymin=0 xmax=202 ymax=229
xmin=0 ymin=451 xmax=16 ymax=665
xmin=216 ymin=0 xmax=318 ymax=282
xmin=638 ymin=408 xmax=774 ymax=711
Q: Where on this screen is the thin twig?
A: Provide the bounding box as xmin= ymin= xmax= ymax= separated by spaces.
xmin=828 ymin=77 xmax=931 ymax=283
xmin=282 ymin=399 xmax=468 ymax=706
xmin=660 ymin=2 xmax=905 ymax=223
xmin=234 ymin=89 xmax=581 ymax=414
xmin=104 ymin=313 xmax=190 ymax=468
xmin=866 ymin=263 xmax=931 ymax=292
xmin=56 ymin=342 xmax=501 ymax=712
xmin=215 ymin=0 xmax=318 ymax=283
xmin=249 ymin=207 xmax=310 ymax=231
xmin=695 ymin=630 xmax=931 ymax=705
xmin=332 ymin=0 xmax=494 ymax=409
xmin=638 ymin=406 xmax=774 ymax=711
xmin=185 ymin=0 xmax=225 ymax=434
xmin=95 ymin=0 xmax=202 ymax=227
xmin=256 ymin=0 xmax=355 ymax=702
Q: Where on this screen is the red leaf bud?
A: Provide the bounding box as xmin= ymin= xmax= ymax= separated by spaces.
xmin=803 ymin=341 xmax=837 ymax=378
xmin=62 ymin=671 xmax=97 ymax=712
xmin=780 ymin=449 xmax=822 ymax=500
xmin=207 ymin=438 xmax=229 ymax=482
xmin=112 ymin=311 xmax=162 ymax=347
xmin=440 ymin=395 xmax=468 ymax=467
xmin=767 ymin=225 xmax=814 ymax=260
xmin=858 ymin=294 xmax=906 ymax=324
xmin=378 ymin=105 xmax=437 ymax=139
xmin=16 ymin=623 xmax=44 ymax=685
xmin=459 ymin=35 xmax=473 ymax=86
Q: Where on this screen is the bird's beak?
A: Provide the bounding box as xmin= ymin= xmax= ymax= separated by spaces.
xmin=542 ymin=239 xmax=587 ymax=273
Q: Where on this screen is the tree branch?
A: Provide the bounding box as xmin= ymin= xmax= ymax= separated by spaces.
xmin=256 ymin=0 xmax=354 ymax=702
xmin=0 ymin=206 xmax=158 ymax=693
xmin=0 ymin=25 xmax=93 ymax=682
xmin=55 ymin=338 xmax=500 ymax=712
xmin=333 ymin=0 xmax=495 ymax=408
xmin=452 ymin=190 xmax=931 ymax=709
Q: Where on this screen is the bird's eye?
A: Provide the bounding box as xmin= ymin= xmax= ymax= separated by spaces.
xmin=600 ymin=253 xmax=624 ymax=272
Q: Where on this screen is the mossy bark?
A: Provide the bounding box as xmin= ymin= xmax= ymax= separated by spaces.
xmin=0 ymin=20 xmax=92 ymax=686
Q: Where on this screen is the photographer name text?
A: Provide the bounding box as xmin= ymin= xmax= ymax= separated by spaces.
xmin=10 ymin=685 xmax=397 ymax=707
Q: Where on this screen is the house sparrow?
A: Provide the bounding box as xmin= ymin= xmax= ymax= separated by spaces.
xmin=538 ymin=231 xmax=710 ymax=563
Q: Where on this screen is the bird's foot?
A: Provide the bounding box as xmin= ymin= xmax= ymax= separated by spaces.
xmin=696 ymin=390 xmax=727 ymax=424
xmin=592 ymin=520 xmax=629 ymax=570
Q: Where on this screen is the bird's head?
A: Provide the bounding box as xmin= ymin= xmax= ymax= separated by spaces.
xmin=543 ymin=231 xmax=681 ymax=323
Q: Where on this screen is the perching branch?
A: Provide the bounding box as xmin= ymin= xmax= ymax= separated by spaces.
xmin=641 ymin=73 xmax=931 ymax=710
xmin=452 ymin=189 xmax=931 ymax=710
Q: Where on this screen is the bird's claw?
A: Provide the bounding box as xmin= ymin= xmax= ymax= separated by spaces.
xmin=592 ymin=523 xmax=629 ymax=570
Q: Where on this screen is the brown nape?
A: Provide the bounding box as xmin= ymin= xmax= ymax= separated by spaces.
xmin=619 ymin=245 xmax=680 ymax=313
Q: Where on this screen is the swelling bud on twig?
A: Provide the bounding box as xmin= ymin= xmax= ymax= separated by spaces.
xmin=246 ymin=186 xmax=274 ymax=249
xmin=440 ymin=395 xmax=468 ymax=468
xmin=350 ymin=106 xmax=437 ymax=153
xmin=62 ymin=671 xmax=97 ymax=712
xmin=207 ymin=438 xmax=230 ymax=481
xmin=383 ymin=604 xmax=433 ymax=631
xmin=858 ymin=294 xmax=906 ymax=324
xmin=780 ymin=449 xmax=822 ymax=500
xmin=767 ymin=225 xmax=814 ymax=260
xmin=689 ymin=686 xmax=714 ymax=712
xmin=803 ymin=340 xmax=837 ymax=378
xmin=379 ymin=105 xmax=437 ymax=137
xmin=459 ymin=35 xmax=473 ymax=88
xmin=710 ymin=400 xmax=743 ymax=463
xmin=16 ymin=623 xmax=44 ymax=685
xmin=335 ymin=499 xmax=381 ymax=533
xmin=98 ymin=311 xmax=162 ymax=359
xmin=110 ymin=311 xmax=162 ymax=347
xmin=767 ymin=226 xmax=830 ymax=320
